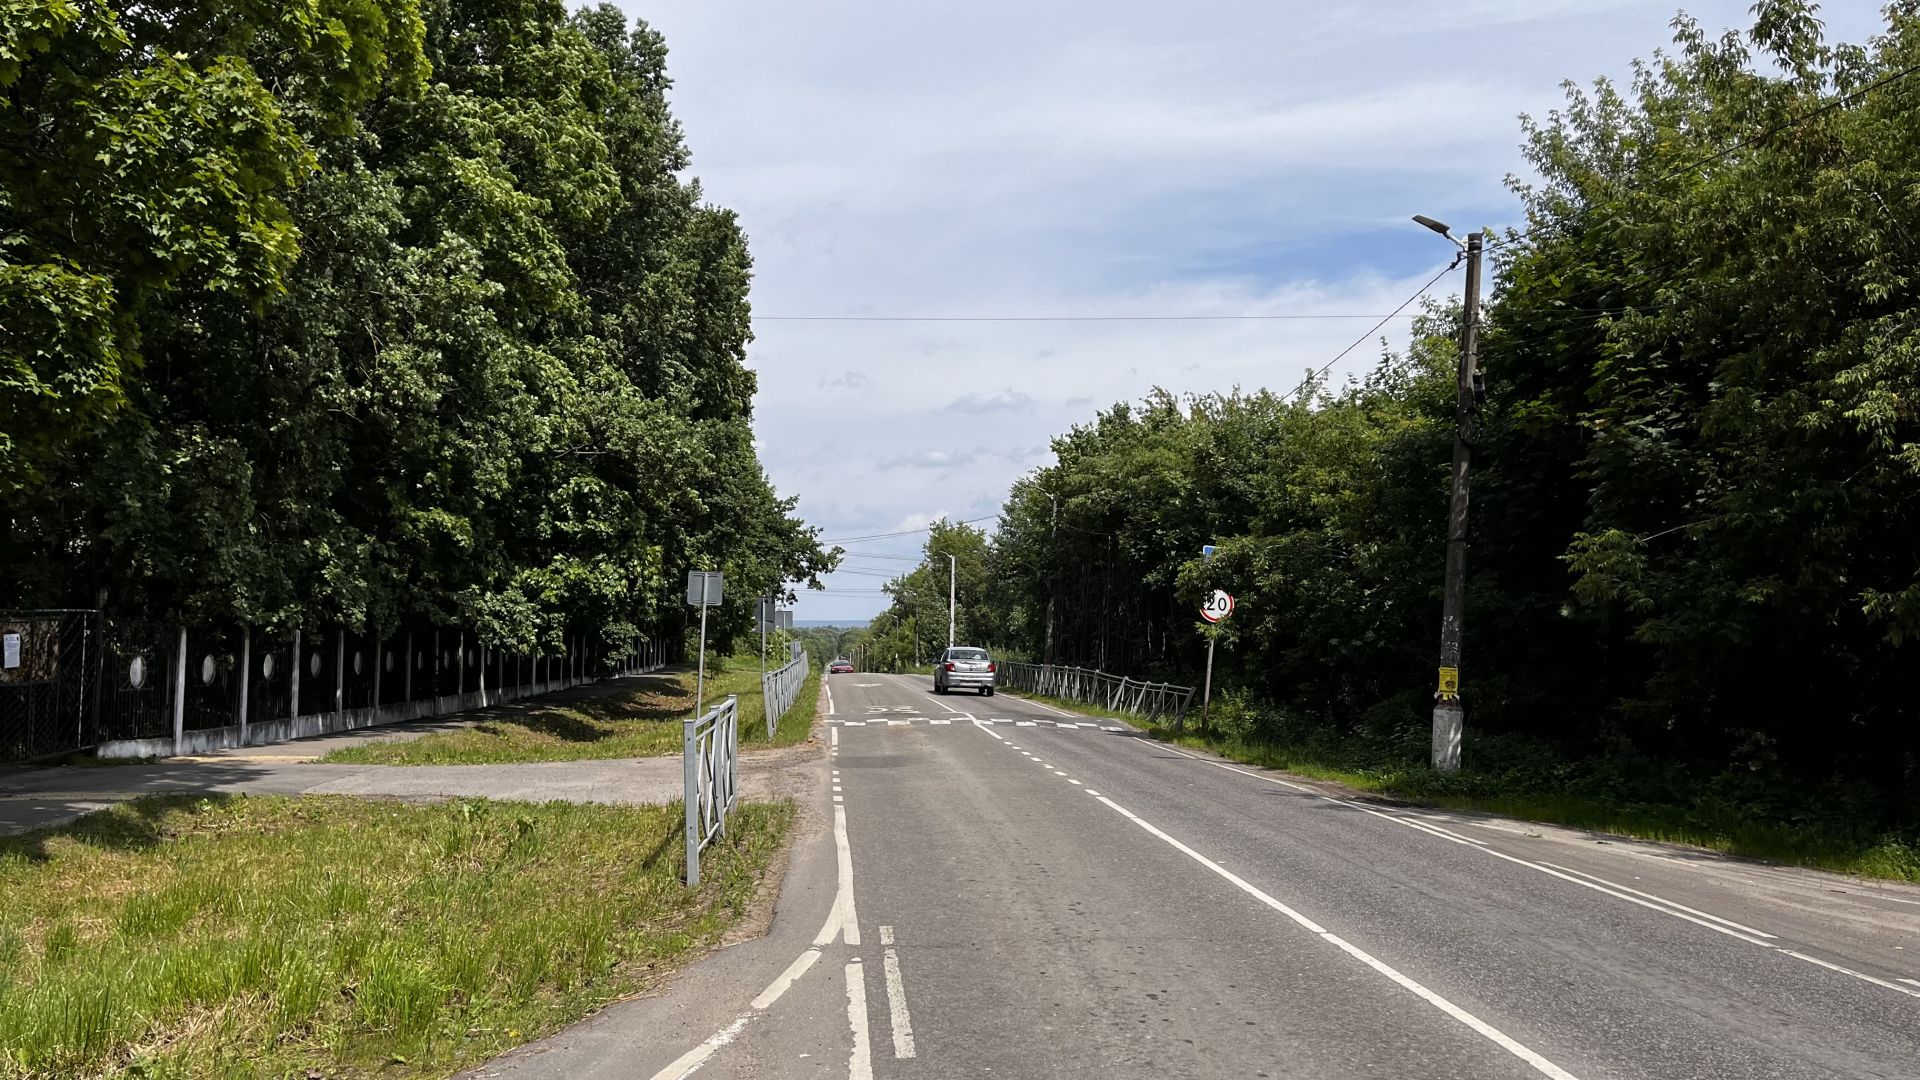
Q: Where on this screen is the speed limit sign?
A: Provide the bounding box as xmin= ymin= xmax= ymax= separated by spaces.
xmin=1200 ymin=589 xmax=1235 ymax=623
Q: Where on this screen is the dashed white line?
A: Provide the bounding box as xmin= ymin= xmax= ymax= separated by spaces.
xmin=1157 ymin=745 xmax=1920 ymax=1000
xmin=879 ymin=926 xmax=917 ymax=1058
xmin=846 ymin=959 xmax=874 ymax=1080
xmin=1092 ymin=793 xmax=1580 ymax=1080
xmin=831 ymin=727 xmax=839 ymax=747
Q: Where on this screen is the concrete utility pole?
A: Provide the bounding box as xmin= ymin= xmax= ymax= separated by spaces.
xmin=1415 ymin=215 xmax=1484 ymax=772
xmin=1040 ymin=489 xmax=1058 ymax=664
xmin=948 ymin=554 xmax=957 ymax=649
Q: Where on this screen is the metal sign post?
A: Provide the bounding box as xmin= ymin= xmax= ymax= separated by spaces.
xmin=687 ymin=570 xmax=724 ymax=715
xmin=1199 ymin=588 xmax=1234 ymax=731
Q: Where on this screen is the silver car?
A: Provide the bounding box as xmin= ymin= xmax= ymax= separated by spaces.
xmin=934 ymin=646 xmax=996 ymax=695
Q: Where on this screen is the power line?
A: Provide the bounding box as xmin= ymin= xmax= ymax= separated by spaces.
xmin=755 ymin=313 xmax=1422 ymax=323
xmin=1289 ymin=261 xmax=1461 ymax=400
xmin=821 ymin=514 xmax=997 ymax=545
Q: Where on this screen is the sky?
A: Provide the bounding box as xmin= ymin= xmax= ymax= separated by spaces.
xmin=616 ymin=0 xmax=1883 ymax=624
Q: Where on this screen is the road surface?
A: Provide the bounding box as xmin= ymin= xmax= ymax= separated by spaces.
xmin=474 ymin=672 xmax=1920 ymax=1080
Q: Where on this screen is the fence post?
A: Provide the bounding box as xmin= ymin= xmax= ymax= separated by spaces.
xmin=373 ymin=633 xmax=382 ymax=714
xmin=291 ymin=628 xmax=302 ymax=721
xmin=404 ymin=631 xmax=414 ymax=702
xmin=238 ymin=628 xmax=252 ymax=743
xmin=171 ymin=626 xmax=187 ymax=755
xmin=334 ymin=629 xmax=345 ymax=717
xmin=457 ymin=631 xmax=466 ymax=698
xmin=684 ymin=706 xmax=702 ymax=887
xmin=479 ymin=643 xmax=488 ymax=705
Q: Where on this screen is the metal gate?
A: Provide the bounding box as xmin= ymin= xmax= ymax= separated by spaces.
xmin=0 ymin=610 xmax=103 ymax=763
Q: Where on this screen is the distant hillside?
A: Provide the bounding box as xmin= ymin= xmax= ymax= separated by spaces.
xmin=795 ymin=619 xmax=868 ymax=629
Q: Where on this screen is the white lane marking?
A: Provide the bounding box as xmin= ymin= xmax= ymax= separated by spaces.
xmin=826 ymin=679 xmax=835 ymax=715
xmin=1016 ymin=720 xmax=1036 ymax=727
xmin=1093 ymin=794 xmax=1580 ymax=1080
xmin=1900 ymin=978 xmax=1920 ymax=987
xmin=1007 ymin=694 xmax=1077 ymax=717
xmin=1086 ymin=790 xmax=1101 ymax=796
xmin=1538 ymin=863 xmax=1776 ymax=939
xmin=831 ymin=727 xmax=839 ymax=747
xmin=833 ymin=785 xmax=842 ymax=792
xmin=972 ymin=718 xmax=1006 ymax=742
xmin=1189 ymin=749 xmax=1920 ymax=997
xmin=841 ymin=720 xmax=866 ymax=726
xmin=834 ymin=795 xmax=843 ymax=803
xmin=752 ymin=948 xmax=823 ymax=1010
xmin=931 ymin=718 xmax=951 ymax=725
xmin=1783 ymin=951 xmax=1920 ymax=999
xmin=846 ymin=959 xmax=874 ymax=1080
xmin=1874 ymin=895 xmax=1920 ymax=906
xmin=650 ymin=800 xmax=864 ymax=1079
xmin=879 ymin=926 xmax=917 ymax=1058
xmin=649 ymin=1013 xmax=753 ymax=1079
xmin=1077 ymin=722 xmax=1099 ymax=727
xmin=1068 ymin=779 xmax=1083 ymax=785
xmin=922 ymin=692 xmax=962 ymax=714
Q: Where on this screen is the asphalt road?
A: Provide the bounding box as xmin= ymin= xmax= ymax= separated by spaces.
xmin=492 ymin=671 xmax=1920 ymax=1080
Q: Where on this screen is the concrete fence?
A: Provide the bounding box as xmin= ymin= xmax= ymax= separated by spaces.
xmin=86 ymin=624 xmax=670 ymax=760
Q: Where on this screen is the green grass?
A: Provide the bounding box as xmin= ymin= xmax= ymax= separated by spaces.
xmin=1150 ymin=727 xmax=1920 ymax=882
xmin=322 ymin=657 xmax=820 ymax=765
xmin=0 ymin=793 xmax=793 ymax=1079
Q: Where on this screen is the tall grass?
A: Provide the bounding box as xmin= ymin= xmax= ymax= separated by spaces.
xmin=0 ymin=794 xmax=792 ymax=1079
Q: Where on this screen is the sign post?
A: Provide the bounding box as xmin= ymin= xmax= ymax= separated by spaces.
xmin=687 ymin=570 xmax=724 ymax=715
xmin=1199 ymin=588 xmax=1234 ymax=731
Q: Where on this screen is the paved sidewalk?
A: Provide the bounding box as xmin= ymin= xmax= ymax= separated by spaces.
xmin=0 ymin=670 xmax=807 ymax=836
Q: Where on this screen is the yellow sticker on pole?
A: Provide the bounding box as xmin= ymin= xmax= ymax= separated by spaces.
xmin=1436 ymin=666 xmax=1459 ymax=698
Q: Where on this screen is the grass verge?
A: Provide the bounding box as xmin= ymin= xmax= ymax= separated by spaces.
xmin=1150 ymin=728 xmax=1920 ymax=882
xmin=322 ymin=656 xmax=819 ymax=765
xmin=0 ymin=793 xmax=792 ymax=1079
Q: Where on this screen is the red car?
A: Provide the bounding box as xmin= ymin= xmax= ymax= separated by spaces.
xmin=828 ymin=659 xmax=855 ymax=674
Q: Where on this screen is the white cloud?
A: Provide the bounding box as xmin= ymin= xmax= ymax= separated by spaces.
xmin=818 ymin=370 xmax=870 ymax=391
xmin=623 ymin=0 xmax=1886 ymax=622
xmin=945 ymin=389 xmax=1034 ymax=414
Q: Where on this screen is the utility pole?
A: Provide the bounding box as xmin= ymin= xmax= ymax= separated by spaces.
xmin=1417 ymin=216 xmax=1483 ymax=773
xmin=948 ymin=554 xmax=957 ymax=649
xmin=1041 ymin=489 xmax=1058 ymax=664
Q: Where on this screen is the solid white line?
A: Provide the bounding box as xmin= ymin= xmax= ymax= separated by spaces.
xmin=826 ymin=679 xmax=835 ymax=715
xmin=931 ymin=718 xmax=951 ymax=725
xmin=815 ymin=802 xmax=861 ymax=947
xmin=846 ymin=959 xmax=874 ymax=1080
xmin=879 ymin=927 xmax=917 ymax=1058
xmin=751 ymin=948 xmax=822 ymax=1010
xmin=1900 ymin=978 xmax=1920 ymax=987
xmin=922 ymin=692 xmax=963 ymax=714
xmin=1539 ymin=863 xmax=1776 ymax=939
xmin=1093 ymin=794 xmax=1579 ymax=1080
xmin=1783 ymin=951 xmax=1920 ymax=999
xmin=1007 ymin=693 xmax=1077 ymax=717
xmin=649 ymin=1013 xmax=753 ymax=1080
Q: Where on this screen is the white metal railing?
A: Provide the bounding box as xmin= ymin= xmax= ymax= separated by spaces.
xmin=761 ymin=653 xmax=810 ymax=738
xmin=683 ymin=693 xmax=739 ymax=886
xmin=996 ymin=662 xmax=1195 ymax=726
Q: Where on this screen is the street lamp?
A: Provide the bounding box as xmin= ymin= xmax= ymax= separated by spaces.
xmin=1413 ymin=213 xmax=1485 ymax=773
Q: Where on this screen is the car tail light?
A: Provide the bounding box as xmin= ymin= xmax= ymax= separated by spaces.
xmin=987 ymin=662 xmax=996 ymax=673
xmin=945 ymin=662 xmax=955 ymax=671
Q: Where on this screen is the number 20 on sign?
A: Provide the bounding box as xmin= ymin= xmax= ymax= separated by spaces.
xmin=1201 ymin=590 xmax=1234 ymax=623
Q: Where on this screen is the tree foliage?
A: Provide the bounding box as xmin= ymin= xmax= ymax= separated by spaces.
xmin=1 ymin=0 xmax=832 ymax=655
xmin=981 ymin=2 xmax=1920 ymax=831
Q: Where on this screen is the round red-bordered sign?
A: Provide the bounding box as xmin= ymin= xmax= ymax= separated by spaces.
xmin=1201 ymin=590 xmax=1235 ymax=623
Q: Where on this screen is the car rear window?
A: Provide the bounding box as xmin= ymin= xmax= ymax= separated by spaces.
xmin=949 ymin=648 xmax=989 ymax=660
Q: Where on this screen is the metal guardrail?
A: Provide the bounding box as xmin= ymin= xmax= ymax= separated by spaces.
xmin=683 ymin=693 xmax=740 ymax=887
xmin=997 ymin=662 xmax=1195 ymax=726
xmin=761 ymin=653 xmax=810 ymax=738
